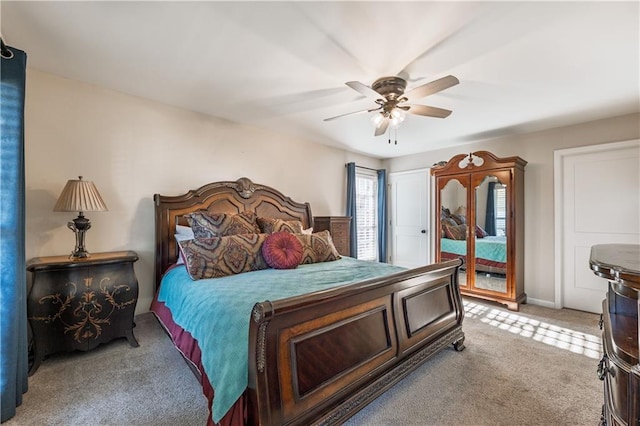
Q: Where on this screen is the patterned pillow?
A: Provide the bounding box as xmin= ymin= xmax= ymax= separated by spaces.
xmin=475 ymin=225 xmax=488 ymax=238
xmin=185 ymin=211 xmax=260 ymax=238
xmin=451 ymin=214 xmax=466 ymax=225
xmin=256 ymin=217 xmax=304 ymax=234
xmin=295 ymin=230 xmax=341 ymax=264
xmin=444 ymin=224 xmax=467 ymax=241
xmin=178 ymin=233 xmax=269 ymax=279
xmin=262 ymin=232 xmax=303 ymax=269
xmin=441 ymin=217 xmax=457 ymax=227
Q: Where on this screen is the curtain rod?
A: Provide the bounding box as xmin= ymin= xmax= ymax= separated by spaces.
xmin=344 ymin=163 xmax=380 ymax=172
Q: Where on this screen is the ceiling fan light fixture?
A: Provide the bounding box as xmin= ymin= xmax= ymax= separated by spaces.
xmin=390 ymin=108 xmax=406 ymax=128
xmin=371 ymin=112 xmax=385 ymax=128
xmin=391 ymin=107 xmax=406 ymax=121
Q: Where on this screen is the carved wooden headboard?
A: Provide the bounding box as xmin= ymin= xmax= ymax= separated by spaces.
xmin=153 ymin=177 xmax=313 ymax=290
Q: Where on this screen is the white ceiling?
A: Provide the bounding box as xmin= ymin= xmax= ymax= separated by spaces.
xmin=2 ymin=1 xmax=638 ymax=159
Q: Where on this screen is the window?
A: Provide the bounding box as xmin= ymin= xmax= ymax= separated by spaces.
xmin=355 ymin=170 xmax=378 ymax=261
xmin=494 ymin=184 xmax=507 ymax=236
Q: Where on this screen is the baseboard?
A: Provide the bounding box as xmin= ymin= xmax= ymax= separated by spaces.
xmin=526 ymin=297 xmax=557 ymax=309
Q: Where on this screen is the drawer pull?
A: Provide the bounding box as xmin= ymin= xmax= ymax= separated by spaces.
xmin=598 ymin=314 xmax=603 ymax=330
xmin=597 ymin=355 xmax=613 ymax=380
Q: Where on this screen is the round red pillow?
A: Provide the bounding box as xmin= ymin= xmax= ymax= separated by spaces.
xmin=262 ymin=231 xmax=303 ymax=269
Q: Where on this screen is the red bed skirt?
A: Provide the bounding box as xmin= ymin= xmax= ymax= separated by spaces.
xmin=150 ymin=296 xmax=248 ymax=426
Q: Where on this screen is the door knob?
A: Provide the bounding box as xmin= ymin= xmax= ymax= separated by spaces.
xmin=421 ymin=230 xmax=426 ymax=234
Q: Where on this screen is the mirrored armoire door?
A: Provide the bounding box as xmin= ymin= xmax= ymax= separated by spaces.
xmin=435 ymin=175 xmax=471 ymax=290
xmin=432 ymin=151 xmax=527 ymax=311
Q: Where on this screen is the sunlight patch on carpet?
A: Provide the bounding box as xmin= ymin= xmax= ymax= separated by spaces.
xmin=464 ymin=301 xmax=601 ymax=359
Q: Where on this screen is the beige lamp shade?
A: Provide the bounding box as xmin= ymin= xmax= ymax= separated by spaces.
xmin=53 ymin=176 xmax=108 ymax=213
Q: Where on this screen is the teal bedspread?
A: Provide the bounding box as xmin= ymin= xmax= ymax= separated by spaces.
xmin=441 ymin=235 xmax=507 ymax=263
xmin=156 ymin=257 xmax=405 ymax=423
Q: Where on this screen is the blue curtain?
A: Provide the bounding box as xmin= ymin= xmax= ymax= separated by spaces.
xmin=377 ymin=169 xmax=387 ymax=263
xmin=1 ymin=43 xmax=29 ymax=422
xmin=345 ymin=162 xmax=358 ymax=257
xmin=485 ymin=182 xmax=496 ymax=236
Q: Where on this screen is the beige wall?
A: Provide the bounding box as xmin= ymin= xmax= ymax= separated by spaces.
xmin=385 ymin=112 xmax=640 ymax=306
xmin=24 ymin=69 xmax=382 ymax=314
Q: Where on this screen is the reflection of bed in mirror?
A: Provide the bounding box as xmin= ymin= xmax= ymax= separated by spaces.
xmin=440 ymin=236 xmax=506 ymax=275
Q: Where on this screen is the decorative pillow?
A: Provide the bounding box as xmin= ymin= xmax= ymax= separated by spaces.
xmin=178 ymin=233 xmax=269 ymax=279
xmin=454 ymin=205 xmax=467 ymax=216
xmin=174 ymin=231 xmax=194 ymax=265
xmin=475 ymin=225 xmax=488 ymax=238
xmin=441 ymin=216 xmax=457 ymax=227
xmin=262 ymin=232 xmax=303 ymax=269
xmin=176 ymin=224 xmax=194 ymax=238
xmin=444 ymin=224 xmax=467 ymax=241
xmin=451 ymin=214 xmax=466 ymax=225
xmin=295 ymin=230 xmax=341 ymax=264
xmin=185 ymin=211 xmax=260 ymax=238
xmin=256 ymin=217 xmax=304 ymax=234
xmin=301 ymin=227 xmax=313 ymax=235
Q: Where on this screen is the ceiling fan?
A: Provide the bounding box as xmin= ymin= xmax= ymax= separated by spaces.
xmin=324 ymin=75 xmax=459 ymax=136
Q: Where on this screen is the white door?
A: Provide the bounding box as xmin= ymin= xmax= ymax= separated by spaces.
xmin=389 ymin=169 xmax=429 ymax=268
xmin=555 ymin=140 xmax=640 ymax=312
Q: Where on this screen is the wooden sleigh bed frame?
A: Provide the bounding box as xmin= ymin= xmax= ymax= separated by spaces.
xmin=152 ymin=177 xmax=466 ymax=425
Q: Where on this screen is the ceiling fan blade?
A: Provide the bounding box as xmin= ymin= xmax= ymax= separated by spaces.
xmin=404 ymin=75 xmax=459 ymax=101
xmin=346 ymin=81 xmax=383 ymax=100
xmin=374 ymin=118 xmax=389 ymax=136
xmin=323 ymin=106 xmax=381 ymax=122
xmin=406 ymin=104 xmax=453 ymax=118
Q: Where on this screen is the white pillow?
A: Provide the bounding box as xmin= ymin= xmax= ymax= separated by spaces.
xmin=301 ymin=227 xmax=313 ymax=235
xmin=174 ymin=225 xmax=194 ymax=265
xmin=176 ymin=224 xmax=194 ymax=238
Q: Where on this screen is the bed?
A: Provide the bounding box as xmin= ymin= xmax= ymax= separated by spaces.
xmin=150 ymin=177 xmax=466 ymax=425
xmin=440 ymin=236 xmax=507 ymax=275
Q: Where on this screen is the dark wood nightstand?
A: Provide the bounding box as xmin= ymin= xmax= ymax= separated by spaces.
xmin=26 ymin=251 xmax=139 ymax=375
xmin=313 ymin=216 xmax=351 ymax=257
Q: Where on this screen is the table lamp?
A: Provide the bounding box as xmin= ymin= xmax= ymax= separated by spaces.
xmin=53 ymin=176 xmax=108 ymax=259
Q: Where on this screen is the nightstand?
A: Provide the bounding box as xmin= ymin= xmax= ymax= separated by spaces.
xmin=26 ymin=251 xmax=139 ymax=375
xmin=313 ymin=216 xmax=351 ymax=257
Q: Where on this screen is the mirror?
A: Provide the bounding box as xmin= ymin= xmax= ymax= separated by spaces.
xmin=440 ymin=178 xmax=467 ymax=286
xmin=474 ymin=175 xmax=507 ymax=292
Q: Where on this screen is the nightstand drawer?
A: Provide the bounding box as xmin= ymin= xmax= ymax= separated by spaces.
xmin=313 ymin=216 xmax=351 ymax=257
xmin=331 ymin=229 xmax=348 ymax=239
xmin=331 ymin=222 xmax=348 ymax=232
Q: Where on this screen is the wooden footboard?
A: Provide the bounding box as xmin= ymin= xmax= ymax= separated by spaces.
xmin=247 ymin=259 xmax=465 ymax=425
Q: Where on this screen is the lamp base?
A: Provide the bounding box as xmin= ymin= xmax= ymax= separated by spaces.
xmin=69 ymin=250 xmax=90 ymax=260
xmin=67 ymin=213 xmax=92 ymax=260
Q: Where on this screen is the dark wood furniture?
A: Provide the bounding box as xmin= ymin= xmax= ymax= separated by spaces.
xmin=26 ymin=251 xmax=139 ymax=375
xmin=313 ymin=215 xmax=351 ymax=256
xmin=432 ymin=151 xmax=527 ymax=311
xmin=152 ymin=177 xmax=466 ymax=426
xmin=590 ymin=244 xmax=639 ymax=426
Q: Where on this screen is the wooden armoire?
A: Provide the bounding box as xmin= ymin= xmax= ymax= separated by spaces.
xmin=431 ymin=151 xmax=527 ymax=311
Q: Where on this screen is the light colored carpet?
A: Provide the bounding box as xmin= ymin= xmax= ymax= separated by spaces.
xmin=5 ymin=298 xmax=602 ymax=425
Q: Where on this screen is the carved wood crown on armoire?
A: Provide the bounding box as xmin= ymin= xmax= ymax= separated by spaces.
xmin=431 ymin=151 xmax=527 ymax=311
